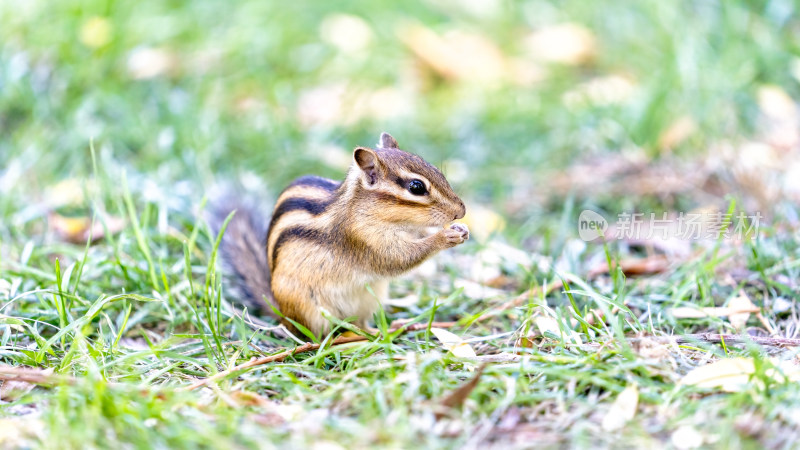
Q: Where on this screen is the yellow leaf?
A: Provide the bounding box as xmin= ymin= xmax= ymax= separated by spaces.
xmin=430 ymin=328 xmax=477 ymax=358
xmin=669 ymin=302 xmax=760 ymax=320
xmin=533 ymin=316 xmax=582 ymax=344
xmin=757 ymin=85 xmax=797 ymax=120
xmin=680 ymin=358 xmax=754 ymax=392
xmin=727 ymin=292 xmax=756 ymax=330
xmin=399 ymin=24 xmax=509 ymax=83
xmin=671 ymin=425 xmax=704 ymax=449
xmin=534 ymin=316 xmax=560 ymax=335
xmin=80 ymin=17 xmax=113 ymax=49
xmin=524 ymin=23 xmax=596 ymax=65
xmin=319 ymin=14 xmax=373 ymax=54
xmin=601 ymin=383 xmax=639 ymax=431
xmin=658 ymin=116 xmax=697 ymax=151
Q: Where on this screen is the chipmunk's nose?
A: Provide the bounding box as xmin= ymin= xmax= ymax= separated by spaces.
xmin=454 ymin=201 xmax=466 ymax=220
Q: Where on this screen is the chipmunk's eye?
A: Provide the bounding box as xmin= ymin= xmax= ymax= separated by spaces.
xmin=408 ymin=179 xmax=427 ymax=196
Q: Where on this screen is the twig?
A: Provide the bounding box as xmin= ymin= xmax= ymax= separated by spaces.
xmin=180 ymin=335 xmax=365 ymax=391
xmin=181 ymin=321 xmax=458 ymax=391
xmin=637 ymin=333 xmax=800 ymax=348
xmin=0 ymin=365 xmax=73 ymax=386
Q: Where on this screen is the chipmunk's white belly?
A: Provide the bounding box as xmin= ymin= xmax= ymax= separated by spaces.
xmin=312 ymin=277 xmax=388 ymax=330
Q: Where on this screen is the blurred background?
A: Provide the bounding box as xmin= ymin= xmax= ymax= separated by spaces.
xmin=2 ymin=3 xmax=800 ymax=445
xmin=2 ymin=0 xmax=800 ymax=252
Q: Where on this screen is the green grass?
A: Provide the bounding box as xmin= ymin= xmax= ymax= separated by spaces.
xmin=2 ymin=0 xmax=800 ymax=448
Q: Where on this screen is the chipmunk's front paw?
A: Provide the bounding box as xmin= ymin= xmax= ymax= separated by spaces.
xmin=443 ymin=223 xmax=470 ymax=246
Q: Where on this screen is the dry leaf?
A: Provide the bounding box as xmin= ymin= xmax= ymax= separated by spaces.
xmin=80 ymin=16 xmax=112 ymax=49
xmin=45 ymin=179 xmax=89 ymax=208
xmin=757 ymin=85 xmax=797 ymax=120
xmin=0 ymin=418 xmax=44 ymax=447
xmin=50 ymin=213 xmax=126 ymax=244
xmin=680 ymin=358 xmax=755 ymax=392
xmin=588 ymin=255 xmax=670 ymax=278
xmin=518 ymin=316 xmax=582 ymax=346
xmin=772 ymin=358 xmax=800 ymax=382
xmin=658 ymin=116 xmax=697 ymax=151
xmin=727 ymin=292 xmax=756 ymax=330
xmin=319 ymin=14 xmax=373 ymax=54
xmin=229 ymin=390 xmax=273 ymax=408
xmin=0 ymin=379 xmax=37 ymax=401
xmin=438 ymin=364 xmax=486 ymax=418
xmin=669 ymin=296 xmax=760 ymax=321
xmin=601 ymin=383 xmax=639 ymax=431
xmin=430 ymin=328 xmax=477 ymax=358
xmin=399 ymin=24 xmax=508 ymax=83
xmin=524 ymin=23 xmax=596 ymax=65
xmin=671 ymin=425 xmax=704 ymax=449
xmin=534 ymin=316 xmax=560 ymax=335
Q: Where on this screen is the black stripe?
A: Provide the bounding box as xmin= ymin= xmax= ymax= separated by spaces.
xmin=270 ymin=196 xmax=333 ymax=227
xmin=288 ymin=175 xmax=340 ymax=192
xmin=392 ymin=175 xmax=406 ymax=189
xmin=271 ymin=226 xmax=326 ymax=269
xmin=266 ymin=195 xmax=334 ymax=249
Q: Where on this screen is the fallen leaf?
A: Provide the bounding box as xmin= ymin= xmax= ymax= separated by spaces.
xmin=534 ymin=316 xmax=559 ymax=335
xmin=80 ymin=16 xmax=112 ymax=49
xmin=669 ymin=299 xmax=760 ymax=321
xmin=524 ymin=23 xmax=596 ymax=65
xmin=601 ymin=383 xmax=639 ymax=431
xmin=0 ymin=379 xmax=37 ymax=401
xmin=658 ymin=116 xmax=697 ymax=151
xmin=319 ymin=14 xmax=373 ymax=54
xmin=680 ymin=358 xmax=755 ymax=392
xmin=671 ymin=425 xmax=704 ymax=449
xmin=399 ymin=24 xmax=509 ymax=83
xmin=50 ymin=213 xmax=126 ymax=245
xmin=772 ymin=358 xmax=800 ymax=382
xmin=757 ymin=85 xmax=797 ymax=120
xmin=437 ymin=364 xmax=486 ymax=418
xmin=728 ymin=292 xmax=756 ymax=330
xmin=229 ymin=390 xmax=273 ymax=408
xmin=588 ymin=255 xmax=670 ymax=278
xmin=45 ymin=178 xmax=89 ymax=208
xmin=0 ymin=418 xmax=44 ymax=447
xmin=518 ymin=316 xmax=582 ymax=347
xmin=430 ymin=328 xmax=477 ymax=358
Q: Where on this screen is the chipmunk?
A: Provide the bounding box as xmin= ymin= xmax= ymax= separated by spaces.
xmin=216 ymin=132 xmax=468 ymax=338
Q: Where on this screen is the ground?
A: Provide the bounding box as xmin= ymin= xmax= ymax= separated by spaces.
xmin=1 ymin=0 xmax=800 ymax=448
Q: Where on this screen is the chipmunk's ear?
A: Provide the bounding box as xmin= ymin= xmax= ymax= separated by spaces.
xmin=354 ymin=147 xmax=382 ymax=185
xmin=378 ymin=132 xmax=399 ymax=149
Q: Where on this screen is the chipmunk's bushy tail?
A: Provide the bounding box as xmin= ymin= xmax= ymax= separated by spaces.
xmin=210 ymin=199 xmax=275 ymax=317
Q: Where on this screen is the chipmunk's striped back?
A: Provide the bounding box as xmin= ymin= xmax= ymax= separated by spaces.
xmin=266 ymin=175 xmax=341 ymax=273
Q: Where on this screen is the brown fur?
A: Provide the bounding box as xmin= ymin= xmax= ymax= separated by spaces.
xmin=218 ymin=133 xmax=468 ymax=338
